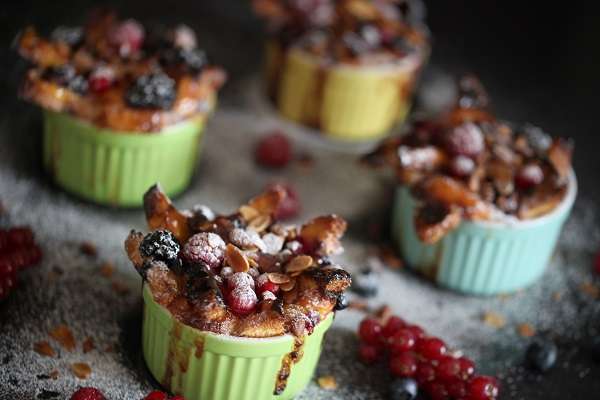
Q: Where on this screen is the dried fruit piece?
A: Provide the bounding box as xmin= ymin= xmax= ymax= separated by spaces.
xmin=71 ymin=362 xmax=92 ymax=379
xmin=49 ymin=324 xmax=76 ymax=351
xmin=317 ymin=375 xmax=338 ymax=390
xmin=34 ymin=341 xmax=56 ymax=357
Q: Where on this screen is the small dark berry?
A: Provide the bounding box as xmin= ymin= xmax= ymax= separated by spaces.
xmin=125 ymin=72 xmax=176 ymax=109
xmin=525 ymin=339 xmax=557 ymax=372
xmin=520 ymin=124 xmax=552 ymax=155
xmin=51 ymin=26 xmax=83 ymax=46
xmin=358 ymin=318 xmax=383 ymax=345
xmin=444 ymin=122 xmax=484 ymax=158
xmin=515 ymin=163 xmax=544 ymax=190
xmin=334 ymin=292 xmax=349 ymax=310
xmin=389 ymin=377 xmax=418 ymax=400
xmin=255 ymin=132 xmax=292 ymax=168
xmin=139 ymin=230 xmax=180 ymax=265
xmin=351 ymin=268 xmax=378 ymax=298
xmin=383 ymin=316 xmax=406 ymax=338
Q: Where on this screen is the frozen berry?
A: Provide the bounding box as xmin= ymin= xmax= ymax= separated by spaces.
xmin=383 ymin=316 xmax=406 ymax=338
xmin=89 ymin=66 xmax=115 ymax=93
xmin=358 ymin=343 xmax=381 ymax=364
xmin=515 ymin=163 xmax=544 ymax=190
xmin=444 ymin=123 xmax=484 ymax=158
xmin=255 ymin=132 xmax=292 ymax=168
xmin=182 ymin=232 xmax=226 ymax=270
xmin=351 ymin=268 xmax=378 ymax=298
xmin=416 ymin=337 xmax=447 ymax=361
xmin=358 ymin=318 xmax=383 ymax=345
xmin=436 ymin=356 xmax=461 ymax=382
xmin=227 ymin=286 xmax=258 ymax=315
xmin=334 ymin=292 xmax=349 ymax=311
xmin=256 ymin=273 xmax=279 ymax=295
xmin=466 ymin=376 xmax=499 ymax=400
xmin=449 ymin=155 xmax=475 ymax=178
xmin=415 ymin=362 xmax=436 ymax=385
xmin=0 ymin=261 xmax=17 ymax=301
xmin=125 ymin=72 xmax=176 ymax=110
xmin=389 ymin=328 xmax=417 ymax=354
xmin=389 ymin=378 xmax=418 ymax=400
xmin=140 ymin=230 xmax=180 ymax=266
xmin=143 ymin=391 xmax=168 ymax=400
xmin=108 ymin=19 xmax=144 ymax=56
xmin=160 ymin=47 xmax=207 ymax=73
xmin=525 ymin=339 xmax=557 ymax=372
xmin=390 ymin=352 xmax=418 ymax=377
xmin=228 ymin=272 xmax=255 ymax=290
xmin=267 ymin=183 xmax=300 ymax=220
xmin=69 ymin=387 xmax=106 ymax=400
xmin=51 ymin=26 xmax=83 ymax=46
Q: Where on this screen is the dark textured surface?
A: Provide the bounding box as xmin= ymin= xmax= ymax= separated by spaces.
xmin=1 ymin=1 xmax=600 ymax=399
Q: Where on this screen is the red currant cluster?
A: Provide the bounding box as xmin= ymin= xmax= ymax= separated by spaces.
xmin=358 ymin=315 xmax=500 ymax=400
xmin=70 ymin=388 xmax=184 ymax=400
xmin=0 ymin=226 xmax=42 ymax=300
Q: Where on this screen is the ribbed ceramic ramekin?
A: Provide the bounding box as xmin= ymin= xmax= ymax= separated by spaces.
xmin=43 ymin=111 xmax=204 ymax=207
xmin=391 ymin=174 xmax=577 ymax=295
xmin=272 ymin=47 xmax=425 ymax=141
xmin=142 ymin=285 xmax=334 ymax=400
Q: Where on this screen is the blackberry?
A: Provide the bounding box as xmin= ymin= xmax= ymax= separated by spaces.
xmin=125 ymin=72 xmax=176 ymax=109
xmin=519 ymin=124 xmax=552 ymax=155
xmin=334 ymin=292 xmax=349 ymax=310
xmin=50 ymin=26 xmax=83 ymax=46
xmin=139 ymin=230 xmax=180 ymax=265
xmin=159 ymin=47 xmax=207 ymax=73
xmin=525 ymin=339 xmax=557 ymax=372
xmin=43 ymin=65 xmax=88 ymax=94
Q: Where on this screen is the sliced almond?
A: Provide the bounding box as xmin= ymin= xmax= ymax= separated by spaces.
xmin=34 ymin=341 xmax=56 ymax=357
xmin=280 ymin=279 xmax=296 ymax=292
xmin=267 ymin=272 xmax=290 ymax=285
xmin=71 ymin=362 xmax=91 ymax=379
xmin=239 ymin=205 xmax=259 ymax=221
xmin=225 ymin=244 xmax=249 ymax=273
xmin=317 ymin=375 xmax=338 ymax=390
xmin=285 ymin=255 xmax=313 ymax=274
xmin=49 ymin=324 xmax=76 ymax=352
xmin=248 ymin=214 xmax=271 ymax=233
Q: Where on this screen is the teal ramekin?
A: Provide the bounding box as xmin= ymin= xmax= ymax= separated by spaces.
xmin=392 ymin=173 xmax=577 ymax=295
xmin=142 ymin=285 xmax=334 ymax=400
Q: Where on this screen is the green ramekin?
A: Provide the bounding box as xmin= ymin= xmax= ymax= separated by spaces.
xmin=43 ymin=111 xmax=205 ymax=207
xmin=391 ymin=174 xmax=577 ymax=296
xmin=142 ymin=285 xmax=334 ymax=400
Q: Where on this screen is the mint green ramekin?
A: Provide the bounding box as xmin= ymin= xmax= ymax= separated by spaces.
xmin=392 ymin=174 xmax=577 ymax=296
xmin=142 ymin=285 xmax=334 ymax=400
xmin=43 ymin=111 xmax=205 ymax=207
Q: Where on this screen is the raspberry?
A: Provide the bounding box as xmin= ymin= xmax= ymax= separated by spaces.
xmin=358 ymin=343 xmax=381 ymax=364
xmin=0 ymin=246 xmax=43 ymax=270
xmin=515 ymin=163 xmax=544 ymax=190
xmin=125 ymin=72 xmax=176 ymax=110
xmin=416 ymin=337 xmax=447 ymax=361
xmin=182 ymin=232 xmax=225 ymax=270
xmin=0 ymin=261 xmax=17 ymax=301
xmin=89 ymin=66 xmax=115 ymax=93
xmin=267 ymin=183 xmax=300 ymax=220
xmin=140 ymin=230 xmax=180 ymax=266
xmin=69 ymin=387 xmax=106 ymax=400
xmin=255 ymin=132 xmax=292 ymax=168
xmin=436 ymin=356 xmax=461 ymax=382
xmin=444 ymin=123 xmax=484 ymax=158
xmin=466 ymin=376 xmax=499 ymax=400
xmin=227 ymin=272 xmax=255 ymax=291
xmin=382 ymin=316 xmax=406 ymax=338
xmin=108 ymin=19 xmax=145 ymax=56
xmin=143 ymin=391 xmax=168 ymax=400
xmin=449 ymin=155 xmax=476 ymax=178
xmin=389 ymin=328 xmax=416 ymax=354
xmin=256 ymin=273 xmax=279 ymax=295
xmin=358 ymin=318 xmax=383 ymax=345
xmin=389 ymin=352 xmax=418 ymax=377
xmin=227 ymin=286 xmax=258 ymax=315
xmin=7 ymin=227 xmax=34 ymax=247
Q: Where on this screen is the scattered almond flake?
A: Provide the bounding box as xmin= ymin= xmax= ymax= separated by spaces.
xmin=517 ymin=323 xmax=536 ymax=338
xmin=48 ymin=370 xmax=59 ymax=380
xmin=33 ymin=341 xmax=56 ymax=357
xmin=49 ymin=324 xmax=76 ymax=352
xmin=378 ymin=246 xmax=404 ymax=269
xmin=71 ymin=362 xmax=92 ymax=379
xmin=580 ymin=282 xmax=600 ymax=298
xmin=285 ymin=255 xmax=313 ymax=274
xmin=99 ymin=261 xmax=115 ymax=278
xmin=111 ymin=280 xmax=130 ymax=296
xmin=79 ymin=241 xmax=97 ymax=257
xmin=317 ymin=375 xmax=338 ymax=390
xmin=238 ymin=205 xmax=259 ymax=221
xmin=267 ymin=272 xmax=290 ymax=284
xmin=482 ymin=311 xmax=506 ymax=329
xmin=280 ymin=279 xmax=296 ymax=292
xmin=348 ymin=300 xmax=370 ymax=312
xmin=296 ymin=153 xmax=314 ymax=170
xmin=82 ymin=337 xmax=95 ymax=353
xmin=225 ymin=244 xmax=249 ymax=273
xmin=248 ymin=214 xmax=271 ymax=233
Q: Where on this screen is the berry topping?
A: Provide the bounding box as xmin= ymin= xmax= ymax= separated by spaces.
xmin=160 ymin=48 xmax=207 ymax=73
xmin=389 ymin=378 xmax=418 ymax=400
xmin=227 ymin=286 xmax=258 ymax=315
xmin=51 ymin=26 xmax=83 ymax=46
xmin=515 ymin=163 xmax=544 ymax=190
xmin=108 ymin=19 xmax=145 ymax=56
xmin=140 ymin=230 xmax=180 ymax=266
xmin=88 ymin=66 xmax=115 ymax=93
xmin=351 ymin=267 xmax=379 ymax=297
xmin=390 ymin=352 xmax=418 ymax=377
xmin=457 ymin=357 xmax=475 ymax=380
xmin=182 ymin=232 xmax=226 ymax=270
xmin=520 ymin=124 xmax=552 ymax=156
xmin=69 ymin=387 xmax=106 ymax=400
xmin=255 ymin=132 xmax=292 ymax=168
xmin=173 ymin=24 xmax=197 ymax=50
xmin=383 ymin=316 xmax=406 ymax=338
xmin=416 ymin=337 xmax=447 ymax=361
xmin=358 ymin=318 xmax=383 ymax=345
xmin=143 ymin=391 xmax=168 ymax=400
xmin=267 ymin=183 xmax=300 ymax=220
xmin=435 ymin=356 xmax=461 ymax=382
xmin=358 ymin=343 xmax=382 ymax=364
xmin=43 ymin=65 xmax=88 ymax=94
xmin=525 ymin=339 xmax=557 ymax=372
xmin=594 ymin=251 xmax=600 ymax=276
xmin=448 ymin=155 xmax=475 ymax=178
xmin=125 ymin=72 xmax=176 ymax=110
xmin=334 ymin=292 xmax=349 ymax=310
xmin=444 ymin=123 xmax=484 ymax=158
xmin=466 ymin=376 xmax=499 ymax=400
xmin=256 ymin=273 xmax=279 ymax=295
xmin=227 ymin=272 xmax=255 ymax=290
xmin=389 ymin=328 xmax=417 ymax=354
xmin=415 ymin=362 xmax=436 ymax=385
xmin=447 ymin=379 xmax=467 ymax=399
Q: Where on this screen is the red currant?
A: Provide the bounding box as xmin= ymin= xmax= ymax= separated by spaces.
xmin=416 ymin=337 xmax=447 ymax=361
xmin=389 ymin=352 xmax=418 ymax=377
xmin=447 ymin=379 xmax=468 ymax=398
xmin=7 ymin=227 xmax=34 ymax=247
xmin=515 ymin=163 xmax=544 ymax=190
xmin=358 ymin=343 xmax=381 ymax=364
xmin=467 ymin=376 xmax=500 ymax=400
xmin=389 ymin=328 xmax=416 ymax=354
xmin=144 ymin=391 xmax=168 ymax=400
xmin=424 ymin=381 xmax=448 ymax=400
xmin=436 ymin=356 xmax=461 ymax=382
xmin=70 ymin=387 xmax=106 ymax=400
xmin=415 ymin=362 xmax=436 ymax=385
xmin=89 ymin=66 xmax=115 ymax=93
xmin=382 ymin=316 xmax=406 ymax=338
xmin=458 ymin=357 xmax=475 ymax=380
xmin=404 ymin=325 xmax=425 ymax=339
xmin=255 ymin=132 xmax=292 ymax=168
xmin=358 ymin=318 xmax=383 ymax=345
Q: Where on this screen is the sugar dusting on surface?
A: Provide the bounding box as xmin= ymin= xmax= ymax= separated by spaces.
xmin=1 ymin=101 xmax=600 ymax=399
